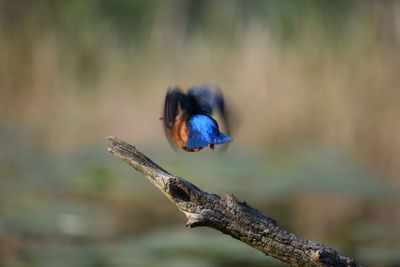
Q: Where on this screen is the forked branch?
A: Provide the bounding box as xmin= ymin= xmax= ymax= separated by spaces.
xmin=106 ymin=136 xmax=361 ymax=267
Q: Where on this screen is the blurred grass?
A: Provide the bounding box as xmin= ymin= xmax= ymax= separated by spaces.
xmin=0 ymin=1 xmax=400 ymax=267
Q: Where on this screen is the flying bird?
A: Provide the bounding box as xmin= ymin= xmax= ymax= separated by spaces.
xmin=161 ymin=84 xmax=233 ymax=152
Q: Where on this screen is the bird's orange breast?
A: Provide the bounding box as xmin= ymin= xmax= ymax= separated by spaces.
xmin=171 ymin=109 xmax=188 ymax=149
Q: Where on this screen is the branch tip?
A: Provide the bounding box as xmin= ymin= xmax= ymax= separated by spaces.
xmin=106 ymin=136 xmax=117 ymax=143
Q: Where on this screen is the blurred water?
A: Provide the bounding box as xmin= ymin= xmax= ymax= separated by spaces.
xmin=1 ymin=123 xmax=399 ymax=266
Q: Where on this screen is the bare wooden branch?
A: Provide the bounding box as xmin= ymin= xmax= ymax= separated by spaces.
xmin=106 ymin=136 xmax=361 ymax=267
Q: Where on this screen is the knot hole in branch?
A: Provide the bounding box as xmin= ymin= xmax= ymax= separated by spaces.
xmin=169 ymin=183 xmax=191 ymax=202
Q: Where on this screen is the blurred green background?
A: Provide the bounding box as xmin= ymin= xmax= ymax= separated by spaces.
xmin=1 ymin=1 xmax=400 ymax=266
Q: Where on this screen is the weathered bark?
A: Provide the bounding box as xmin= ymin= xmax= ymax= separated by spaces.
xmin=106 ymin=136 xmax=361 ymax=267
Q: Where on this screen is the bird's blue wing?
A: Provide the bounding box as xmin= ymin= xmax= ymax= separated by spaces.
xmin=186 ymin=114 xmax=232 ymax=150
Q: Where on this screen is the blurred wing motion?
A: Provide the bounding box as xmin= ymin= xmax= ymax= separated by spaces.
xmin=162 ymin=84 xmax=233 ymax=152
xmin=187 ymin=84 xmax=231 ymax=136
xmin=163 ymin=88 xmax=186 ymax=149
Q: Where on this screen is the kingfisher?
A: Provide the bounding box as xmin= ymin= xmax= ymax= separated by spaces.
xmin=161 ymin=84 xmax=233 ymax=152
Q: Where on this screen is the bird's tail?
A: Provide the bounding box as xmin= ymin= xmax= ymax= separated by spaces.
xmin=213 ymin=133 xmax=232 ymax=145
